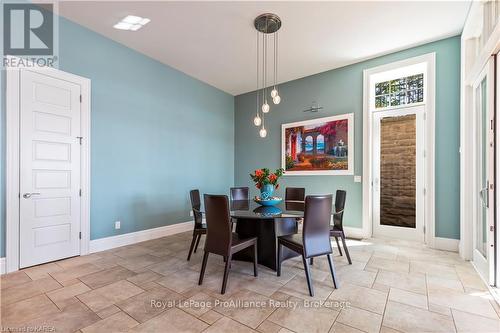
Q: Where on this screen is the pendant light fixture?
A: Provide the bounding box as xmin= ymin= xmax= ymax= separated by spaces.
xmin=253 ymin=13 xmax=282 ymax=137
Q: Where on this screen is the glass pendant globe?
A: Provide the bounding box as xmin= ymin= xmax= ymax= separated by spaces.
xmin=253 ymin=115 xmax=262 ymax=126
xmin=273 ymin=95 xmax=281 ymax=104
xmin=271 ymin=88 xmax=278 ymax=98
xmin=259 ymin=127 xmax=267 ymax=138
xmin=262 ymin=102 xmax=270 ymax=113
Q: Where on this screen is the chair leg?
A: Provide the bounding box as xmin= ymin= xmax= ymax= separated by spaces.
xmin=326 ymin=254 xmax=338 ymax=289
xmin=253 ymin=244 xmax=258 ymax=277
xmin=194 ymin=233 xmax=201 ymax=253
xmin=221 ymin=255 xmax=232 ymax=294
xmin=302 ymin=255 xmax=314 ymax=297
xmin=277 ymin=243 xmax=282 ymax=277
xmin=187 ymin=233 xmax=197 ymax=261
xmin=341 ymin=234 xmax=352 ymax=264
xmin=334 ymin=236 xmax=343 ymax=256
xmin=198 ymin=251 xmax=209 ymax=285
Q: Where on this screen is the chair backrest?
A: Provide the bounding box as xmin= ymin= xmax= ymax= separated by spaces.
xmin=230 ymin=187 xmax=249 ymax=201
xmin=190 ymin=189 xmax=203 ymax=229
xmin=302 ymin=195 xmax=333 ymax=258
xmin=333 ymin=190 xmax=346 ymax=229
xmin=285 ymin=187 xmax=305 ymax=201
xmin=203 ymin=194 xmax=232 ymax=256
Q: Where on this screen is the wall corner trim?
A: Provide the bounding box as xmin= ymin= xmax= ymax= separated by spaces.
xmin=89 ymin=221 xmax=194 ymax=253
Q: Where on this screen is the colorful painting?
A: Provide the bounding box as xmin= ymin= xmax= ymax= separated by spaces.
xmin=281 ymin=113 xmax=354 ymax=175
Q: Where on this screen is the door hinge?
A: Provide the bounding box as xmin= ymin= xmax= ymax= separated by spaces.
xmin=80 ymin=95 xmax=82 ymax=103
xmin=490 ymin=226 xmax=495 ymax=232
xmin=423 ymin=150 xmax=426 ymax=158
xmin=79 ymin=232 xmax=82 ymax=239
xmin=423 ymin=112 xmax=427 ymax=120
xmin=76 ymin=137 xmax=83 ymax=145
xmin=79 ymin=189 xmax=82 ymax=197
xmin=423 ymin=225 xmax=426 ymax=234
xmin=423 ymin=188 xmax=426 ymax=195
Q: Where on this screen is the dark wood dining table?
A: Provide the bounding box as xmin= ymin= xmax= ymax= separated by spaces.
xmin=197 ymin=200 xmax=306 ymax=271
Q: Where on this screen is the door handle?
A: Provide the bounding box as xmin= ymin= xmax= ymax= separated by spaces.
xmin=23 ymin=193 xmax=40 ymax=199
xmin=479 ymin=185 xmax=489 ymax=208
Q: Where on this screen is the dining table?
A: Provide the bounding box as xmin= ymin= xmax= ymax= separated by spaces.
xmin=197 ymin=200 xmax=307 ymax=271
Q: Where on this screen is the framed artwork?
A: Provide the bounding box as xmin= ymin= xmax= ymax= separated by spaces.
xmin=281 ymin=113 xmax=354 ymax=175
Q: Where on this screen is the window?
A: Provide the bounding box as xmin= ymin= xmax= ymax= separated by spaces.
xmin=374 ymin=73 xmax=424 ymax=109
xmin=317 ymin=134 xmax=324 ymax=153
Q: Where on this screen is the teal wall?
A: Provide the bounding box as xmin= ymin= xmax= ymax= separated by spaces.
xmin=0 ymin=17 xmax=234 ymax=256
xmin=234 ymin=36 xmax=461 ymax=239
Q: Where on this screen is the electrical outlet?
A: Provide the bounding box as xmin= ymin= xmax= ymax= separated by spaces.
xmin=354 ymin=175 xmax=362 ymax=183
xmin=115 ymin=221 xmax=121 ymax=229
xmin=189 ymin=210 xmax=193 ymax=217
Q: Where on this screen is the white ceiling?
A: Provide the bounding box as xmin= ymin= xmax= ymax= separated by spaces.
xmin=55 ymin=1 xmax=471 ymax=95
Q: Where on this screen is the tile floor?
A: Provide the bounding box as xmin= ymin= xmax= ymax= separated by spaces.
xmin=1 ymin=233 xmax=500 ymax=333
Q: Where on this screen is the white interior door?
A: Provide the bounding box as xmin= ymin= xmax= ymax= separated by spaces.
xmin=20 ymin=69 xmax=82 ymax=268
xmin=372 ymin=106 xmax=425 ymax=242
xmin=472 ymin=58 xmax=495 ymax=285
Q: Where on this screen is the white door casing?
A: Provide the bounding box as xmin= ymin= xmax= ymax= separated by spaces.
xmin=471 ymin=57 xmax=495 ymax=285
xmin=5 ymin=57 xmax=90 ymax=273
xmin=372 ymin=106 xmax=425 ymax=242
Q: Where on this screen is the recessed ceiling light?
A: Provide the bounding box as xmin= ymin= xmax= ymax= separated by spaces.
xmin=113 ymin=15 xmax=150 ymax=31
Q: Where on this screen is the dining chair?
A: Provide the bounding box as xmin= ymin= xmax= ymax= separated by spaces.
xmin=277 ymin=195 xmax=338 ymax=296
xmin=330 ymin=190 xmax=352 ymax=264
xmin=285 ymin=187 xmax=305 ymax=201
xmin=199 ymin=194 xmax=258 ymax=294
xmin=187 ymin=190 xmax=207 ymax=261
xmin=230 ymin=187 xmax=249 ymax=201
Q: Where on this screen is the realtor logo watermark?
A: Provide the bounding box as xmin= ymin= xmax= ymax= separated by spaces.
xmin=2 ymin=2 xmax=58 ymax=67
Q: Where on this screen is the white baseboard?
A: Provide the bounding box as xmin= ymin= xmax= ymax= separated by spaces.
xmin=0 ymin=258 xmax=5 ymax=274
xmin=344 ymin=226 xmax=367 ymax=240
xmin=89 ymin=221 xmax=194 ymax=253
xmin=434 ymin=237 xmax=459 ymax=252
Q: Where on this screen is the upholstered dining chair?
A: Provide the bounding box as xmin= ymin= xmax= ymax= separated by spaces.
xmin=277 ymin=195 xmax=338 ymax=296
xmin=285 ymin=187 xmax=305 ymax=201
xmin=199 ymin=194 xmax=258 ymax=294
xmin=230 ymin=187 xmax=249 ymax=201
xmin=330 ymin=190 xmax=352 ymax=264
xmin=187 ymin=190 xmax=207 ymax=261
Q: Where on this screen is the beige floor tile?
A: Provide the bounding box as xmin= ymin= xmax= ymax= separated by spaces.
xmin=1 ymin=276 xmax=62 ymax=306
xmin=388 ymin=288 xmax=428 ymax=310
xmin=117 ymin=286 xmax=184 ymax=323
xmin=257 ymin=319 xmax=283 ymax=333
xmin=47 ymin=282 xmax=91 ymax=308
xmin=202 ymin=316 xmax=256 ymax=333
xmin=427 ymin=274 xmax=464 ymax=293
xmin=96 ymin=305 xmax=121 ymax=319
xmin=156 ymin=268 xmax=210 ymax=294
xmin=329 ymin=283 xmax=387 ymax=314
xmin=243 ymin=274 xmax=285 ymax=297
xmin=383 ymin=301 xmax=456 ymax=332
xmin=79 ymin=265 xmax=136 ymax=289
xmin=127 ymin=270 xmax=163 ymax=289
xmin=374 ymin=270 xmax=427 ymax=295
xmin=147 ymin=256 xmax=190 ymax=276
xmin=199 ymin=310 xmax=223 ymax=325
xmin=0 ymin=294 xmax=60 ymax=327
xmin=410 ymin=260 xmax=458 ymax=279
xmin=279 ymin=275 xmax=335 ymax=301
xmin=77 ymin=280 xmax=144 ymax=312
xmin=81 ymin=311 xmax=139 ymax=333
xmin=452 ymin=309 xmax=500 ymax=333
xmin=56 ymin=254 xmax=102 ymax=269
xmin=268 ymin=296 xmax=339 ymax=333
xmin=336 ymin=266 xmax=377 ymax=288
xmin=336 ymin=306 xmax=382 ymax=333
xmin=20 ymin=300 xmax=100 ymax=333
xmin=50 ymin=263 xmax=102 ymax=283
xmin=113 ymin=245 xmax=152 ymax=259
xmin=212 ymin=289 xmax=275 ymax=329
xmin=366 ymin=257 xmax=409 ymax=274
xmin=0 ymin=271 xmax=32 ymax=290
xmin=178 ymin=292 xmax=216 ymax=317
xmin=118 ymin=254 xmax=163 ymax=272
xmin=456 ymin=270 xmax=489 ymax=291
xmin=23 ymin=262 xmax=64 ymax=280
xmin=428 ymin=287 xmax=498 ymax=319
xmin=329 ymin=322 xmax=365 ymax=333
xmin=428 ymin=303 xmax=452 ymax=317
xmin=130 ymin=307 xmax=209 ymax=332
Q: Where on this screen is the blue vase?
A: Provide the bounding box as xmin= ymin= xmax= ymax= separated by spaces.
xmin=260 ymin=184 xmax=274 ymax=200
